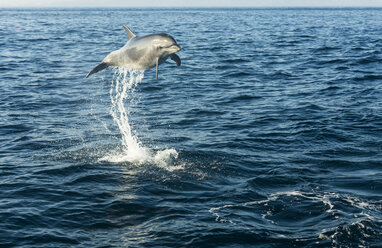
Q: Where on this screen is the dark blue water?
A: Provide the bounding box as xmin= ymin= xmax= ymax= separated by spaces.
xmin=1 ymin=8 xmax=382 ymax=247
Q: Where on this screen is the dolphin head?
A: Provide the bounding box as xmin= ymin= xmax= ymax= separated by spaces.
xmin=153 ymin=34 xmax=181 ymax=55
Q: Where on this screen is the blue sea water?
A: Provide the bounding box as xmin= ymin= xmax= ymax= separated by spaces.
xmin=1 ymin=7 xmax=382 ymax=247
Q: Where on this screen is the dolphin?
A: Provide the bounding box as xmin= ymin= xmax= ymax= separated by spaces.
xmin=86 ymin=25 xmax=181 ymax=80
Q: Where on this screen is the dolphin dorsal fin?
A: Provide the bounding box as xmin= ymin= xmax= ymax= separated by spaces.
xmin=122 ymin=25 xmax=136 ymax=40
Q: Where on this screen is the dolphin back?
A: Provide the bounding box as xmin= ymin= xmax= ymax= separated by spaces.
xmin=86 ymin=62 xmax=109 ymax=78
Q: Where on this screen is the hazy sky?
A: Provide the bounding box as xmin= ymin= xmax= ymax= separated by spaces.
xmin=1 ymin=0 xmax=382 ymax=8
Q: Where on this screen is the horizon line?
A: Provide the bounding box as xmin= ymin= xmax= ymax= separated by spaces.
xmin=1 ymin=6 xmax=382 ymax=9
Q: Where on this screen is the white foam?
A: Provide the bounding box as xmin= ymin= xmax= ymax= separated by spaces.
xmin=99 ymin=148 xmax=182 ymax=170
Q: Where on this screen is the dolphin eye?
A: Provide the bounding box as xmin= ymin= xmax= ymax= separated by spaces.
xmin=158 ymin=46 xmax=163 ymax=50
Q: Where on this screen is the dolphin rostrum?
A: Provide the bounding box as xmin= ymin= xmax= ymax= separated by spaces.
xmin=86 ymin=25 xmax=181 ymax=80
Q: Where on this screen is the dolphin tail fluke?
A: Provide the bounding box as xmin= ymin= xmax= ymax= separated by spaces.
xmin=86 ymin=62 xmax=109 ymax=78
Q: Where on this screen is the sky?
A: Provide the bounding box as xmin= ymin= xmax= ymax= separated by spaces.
xmin=1 ymin=0 xmax=382 ymax=8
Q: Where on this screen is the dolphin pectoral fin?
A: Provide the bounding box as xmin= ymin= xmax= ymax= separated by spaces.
xmin=170 ymin=54 xmax=181 ymax=66
xmin=122 ymin=25 xmax=136 ymax=40
xmin=86 ymin=62 xmax=109 ymax=78
xmin=156 ymin=59 xmax=159 ymax=80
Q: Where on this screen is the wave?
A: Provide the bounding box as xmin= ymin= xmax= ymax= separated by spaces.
xmin=209 ymin=190 xmax=381 ymax=245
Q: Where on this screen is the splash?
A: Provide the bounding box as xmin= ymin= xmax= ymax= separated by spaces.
xmin=108 ymin=67 xmax=148 ymax=162
xmin=99 ymin=67 xmax=180 ymax=169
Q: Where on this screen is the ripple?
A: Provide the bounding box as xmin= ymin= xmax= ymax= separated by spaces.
xmin=209 ymin=190 xmax=382 ymax=245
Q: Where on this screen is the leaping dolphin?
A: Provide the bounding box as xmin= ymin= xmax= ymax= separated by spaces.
xmin=86 ymin=25 xmax=181 ymax=80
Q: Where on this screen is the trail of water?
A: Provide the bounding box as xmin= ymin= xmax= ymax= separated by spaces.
xmin=109 ymin=67 xmax=148 ymax=162
xmin=99 ymin=68 xmax=180 ymax=169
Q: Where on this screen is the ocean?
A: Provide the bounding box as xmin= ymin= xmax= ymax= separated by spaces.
xmin=0 ymin=7 xmax=381 ymax=247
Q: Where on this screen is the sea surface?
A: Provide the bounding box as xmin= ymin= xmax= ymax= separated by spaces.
xmin=1 ymin=8 xmax=382 ymax=247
